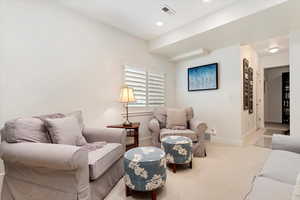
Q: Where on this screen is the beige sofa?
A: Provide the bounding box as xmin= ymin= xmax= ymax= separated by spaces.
xmin=0 ymin=114 xmax=126 ymax=200
xmin=148 ymin=107 xmax=208 ymax=157
xmin=246 ymin=134 xmax=300 ymax=200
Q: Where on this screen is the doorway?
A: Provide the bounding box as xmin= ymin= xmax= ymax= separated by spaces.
xmin=264 ymin=66 xmax=290 ymax=135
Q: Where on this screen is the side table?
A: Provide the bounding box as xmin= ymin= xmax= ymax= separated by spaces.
xmin=107 ymin=123 xmax=140 ymax=151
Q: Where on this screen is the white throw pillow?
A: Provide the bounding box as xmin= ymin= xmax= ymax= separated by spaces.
xmin=292 ymin=173 xmax=300 ymax=200
xmin=166 ymin=108 xmax=187 ymax=129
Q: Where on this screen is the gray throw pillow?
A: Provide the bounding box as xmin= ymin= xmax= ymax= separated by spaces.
xmin=166 ymin=108 xmax=187 ymax=129
xmin=66 ymin=110 xmax=84 ymax=130
xmin=44 ymin=116 xmax=87 ymax=146
xmin=65 ymin=110 xmax=87 ymax=145
xmin=3 ymin=117 xmax=51 ymax=143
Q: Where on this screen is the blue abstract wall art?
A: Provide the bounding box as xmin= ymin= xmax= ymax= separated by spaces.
xmin=188 ymin=63 xmax=218 ymax=91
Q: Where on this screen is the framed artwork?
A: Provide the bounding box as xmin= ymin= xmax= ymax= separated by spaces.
xmin=188 ymin=63 xmax=218 ymax=91
xmin=243 ymin=58 xmax=249 ymax=110
xmin=248 ymin=67 xmax=254 ymax=114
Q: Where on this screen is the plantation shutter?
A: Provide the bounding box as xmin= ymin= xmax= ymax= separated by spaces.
xmin=124 ymin=66 xmax=147 ymax=107
xmin=148 ymin=72 xmax=165 ymax=106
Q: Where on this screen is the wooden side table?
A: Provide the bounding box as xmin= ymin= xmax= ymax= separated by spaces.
xmin=107 ymin=123 xmax=140 ymax=151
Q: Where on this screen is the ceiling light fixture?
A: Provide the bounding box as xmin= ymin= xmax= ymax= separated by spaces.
xmin=269 ymin=47 xmax=280 ymax=53
xmin=156 ymin=21 xmax=164 ymax=27
xmin=202 ymin=0 xmax=212 ymax=3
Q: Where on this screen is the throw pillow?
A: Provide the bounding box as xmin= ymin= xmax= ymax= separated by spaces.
xmin=166 ymin=108 xmax=187 ymax=129
xmin=3 ymin=117 xmax=52 ymax=143
xmin=34 ymin=112 xmax=66 ymax=143
xmin=153 ymin=107 xmax=167 ymax=128
xmin=292 ymin=173 xmax=300 ymax=200
xmin=65 ymin=110 xmax=84 ymax=130
xmin=65 ymin=110 xmax=87 ymax=145
xmin=44 ymin=116 xmax=87 ymax=146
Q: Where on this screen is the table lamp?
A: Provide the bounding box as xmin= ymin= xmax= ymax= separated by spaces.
xmin=119 ymin=85 xmax=136 ymax=126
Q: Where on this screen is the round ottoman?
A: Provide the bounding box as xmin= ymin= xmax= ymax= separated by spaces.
xmin=124 ymin=147 xmax=167 ymax=200
xmin=161 ymin=136 xmax=193 ymax=173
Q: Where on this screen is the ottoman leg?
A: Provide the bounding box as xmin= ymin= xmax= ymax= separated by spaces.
xmin=151 ymin=190 xmax=157 ymax=200
xmin=172 ymin=163 xmax=176 ymax=173
xmin=126 ymin=185 xmax=131 ymax=197
xmin=189 ymin=160 xmax=193 ymax=169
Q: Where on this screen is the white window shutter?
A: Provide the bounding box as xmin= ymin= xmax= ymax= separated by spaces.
xmin=124 ymin=66 xmax=166 ymax=107
xmin=148 ymin=72 xmax=165 ymax=106
xmin=124 ymin=66 xmax=147 ymax=107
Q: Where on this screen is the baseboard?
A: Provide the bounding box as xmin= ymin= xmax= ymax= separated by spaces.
xmin=212 ymin=136 xmax=243 ymax=146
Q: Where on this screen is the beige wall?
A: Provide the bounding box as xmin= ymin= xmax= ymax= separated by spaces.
xmin=260 ymin=52 xmax=289 ymax=69
xmin=175 ymin=45 xmax=243 ymax=145
xmin=0 ymin=0 xmax=176 ymax=142
xmin=290 ymin=30 xmax=300 ymax=136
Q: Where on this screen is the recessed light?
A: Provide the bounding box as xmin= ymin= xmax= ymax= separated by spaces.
xmin=156 ymin=21 xmax=164 ymax=27
xmin=269 ymin=47 xmax=280 ymax=53
xmin=203 ymin=0 xmax=212 ymax=3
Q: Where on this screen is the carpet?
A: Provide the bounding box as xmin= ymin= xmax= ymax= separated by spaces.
xmin=105 ymin=143 xmax=270 ymax=200
xmin=254 ymin=136 xmax=272 ymax=149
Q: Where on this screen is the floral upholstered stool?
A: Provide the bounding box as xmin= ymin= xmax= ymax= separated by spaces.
xmin=161 ymin=136 xmax=193 ymax=173
xmin=124 ymin=147 xmax=167 ymax=200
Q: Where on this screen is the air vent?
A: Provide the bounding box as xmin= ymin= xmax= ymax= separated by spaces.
xmin=161 ymin=4 xmax=176 ymax=15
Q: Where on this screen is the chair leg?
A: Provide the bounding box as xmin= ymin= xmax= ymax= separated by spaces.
xmin=151 ymin=190 xmax=157 ymax=200
xmin=189 ymin=160 xmax=193 ymax=169
xmin=126 ymin=186 xmax=131 ymax=197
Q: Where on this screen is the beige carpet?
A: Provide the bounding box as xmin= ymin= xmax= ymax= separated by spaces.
xmin=105 ymin=143 xmax=270 ymax=200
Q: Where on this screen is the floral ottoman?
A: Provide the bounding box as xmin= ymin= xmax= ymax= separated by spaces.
xmin=124 ymin=147 xmax=167 ymax=200
xmin=161 ymin=136 xmax=193 ymax=173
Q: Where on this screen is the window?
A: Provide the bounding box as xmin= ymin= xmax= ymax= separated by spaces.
xmin=124 ymin=66 xmax=165 ymax=107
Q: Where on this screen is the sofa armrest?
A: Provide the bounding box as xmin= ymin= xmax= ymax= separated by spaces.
xmin=190 ymin=118 xmax=208 ymax=135
xmin=0 ymin=141 xmax=87 ymax=170
xmin=83 ymin=127 xmax=126 ymax=145
xmin=272 ymin=134 xmax=300 ymax=153
xmin=148 ymin=118 xmax=160 ymax=147
xmin=148 ymin=118 xmax=160 ymax=133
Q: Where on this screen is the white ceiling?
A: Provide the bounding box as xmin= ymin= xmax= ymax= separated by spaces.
xmin=252 ymin=35 xmax=289 ymax=56
xmin=59 ymin=0 xmax=239 ymax=40
xmin=149 ymin=0 xmax=300 ymax=58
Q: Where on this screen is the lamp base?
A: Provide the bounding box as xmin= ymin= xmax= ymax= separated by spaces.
xmin=123 ymin=120 xmax=132 ymax=127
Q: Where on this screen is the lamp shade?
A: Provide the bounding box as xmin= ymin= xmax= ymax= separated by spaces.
xmin=119 ymin=85 xmax=136 ymax=103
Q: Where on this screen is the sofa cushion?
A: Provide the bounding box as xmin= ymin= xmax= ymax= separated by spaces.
xmin=166 ymin=109 xmax=187 ymax=129
xmin=88 ymin=143 xmax=123 ymax=180
xmin=3 ymin=117 xmax=51 ymax=143
xmin=246 ymin=177 xmax=293 ymax=200
xmin=260 ymin=150 xmax=300 ymax=185
xmin=44 ymin=116 xmax=87 ymax=146
xmin=160 ymin=128 xmax=197 ymax=142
